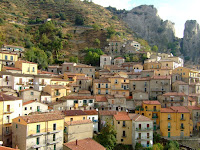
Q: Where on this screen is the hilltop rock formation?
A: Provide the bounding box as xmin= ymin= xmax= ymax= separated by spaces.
xmin=182 ymin=20 xmax=200 ymax=63
xmin=122 ymin=5 xmax=176 ymax=51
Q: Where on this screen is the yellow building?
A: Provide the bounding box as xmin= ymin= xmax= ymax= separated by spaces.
xmin=172 ymin=67 xmax=199 ymax=83
xmin=143 ymin=62 xmax=161 ymax=70
xmin=51 ymin=78 xmax=69 ymax=86
xmin=43 ymin=85 xmax=70 ymax=103
xmin=135 ymin=101 xmax=161 ymax=130
xmin=109 ymin=74 xmax=130 ymax=97
xmin=154 ymin=67 xmax=172 ymax=76
xmin=12 ymin=113 xmax=64 ymax=150
xmin=15 ymin=60 xmax=38 ymax=75
xmin=0 ymin=52 xmax=18 ymax=66
xmin=114 ymin=112 xmax=132 ymax=145
xmin=93 ymin=78 xmax=111 ymax=95
xmin=60 ymin=110 xmax=88 ymax=122
xmin=160 ymin=106 xmax=193 ymax=138
xmin=0 ymin=93 xmax=22 ymax=147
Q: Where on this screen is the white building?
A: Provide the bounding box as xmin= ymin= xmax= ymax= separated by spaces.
xmin=34 ymin=75 xmax=51 ymax=91
xmin=114 ymin=57 xmax=125 ymax=66
xmin=41 ymin=92 xmax=52 ymax=104
xmin=84 ymin=110 xmax=98 ymax=132
xmin=22 ymin=100 xmax=49 ymax=115
xmin=100 ymin=55 xmax=112 ymax=68
xmin=129 ymin=114 xmax=153 ymax=148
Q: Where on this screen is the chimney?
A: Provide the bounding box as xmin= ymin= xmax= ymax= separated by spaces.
xmin=76 ymin=139 xmax=78 ymax=146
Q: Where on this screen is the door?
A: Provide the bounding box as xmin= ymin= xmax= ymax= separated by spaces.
xmin=168 ymin=132 xmax=170 ymax=138
xmin=180 ymin=132 xmax=184 ymax=137
xmin=154 ymin=125 xmax=156 ymax=130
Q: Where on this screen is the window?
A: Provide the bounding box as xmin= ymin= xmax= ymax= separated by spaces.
xmin=32 ymin=67 xmax=35 ymax=72
xmin=74 ymin=100 xmax=78 ymax=104
xmin=168 ymin=122 xmax=171 ymax=128
xmin=7 ymin=105 xmax=10 ymax=112
xmin=106 ymin=89 xmax=108 ymax=94
xmin=122 ymin=121 xmax=125 ymax=127
xmin=181 ymin=114 xmax=184 ymax=120
xmin=53 ymin=123 xmax=56 ymax=130
xmin=98 ymin=84 xmax=101 ymax=88
xmin=121 ymin=139 xmax=123 ymax=142
xmin=104 ymin=58 xmax=106 ymax=61
xmin=115 ymin=80 xmax=118 ymax=84
xmin=123 ymin=131 xmax=126 ymax=137
xmin=27 ymin=67 xmax=30 ymax=72
xmin=181 ymin=123 xmax=184 ymax=129
xmin=36 ymin=137 xmax=39 ymax=145
xmin=6 ymin=127 xmax=9 ymax=134
xmin=168 ymin=114 xmax=171 ymax=120
xmin=10 ymin=56 xmax=13 ymax=61
xmin=89 ymin=100 xmax=93 ymax=103
xmin=31 ymin=92 xmax=34 ymax=95
xmin=98 ymin=89 xmax=101 ymax=94
xmin=16 ymin=124 xmax=18 ymax=128
xmin=70 ymin=118 xmax=73 ymax=121
xmin=53 ymin=134 xmax=56 ymax=141
xmin=37 ymin=106 xmax=40 ymax=112
xmin=106 ymin=84 xmax=108 ymax=88
xmin=24 ymin=107 xmax=27 ymax=110
xmin=196 ymin=112 xmax=199 ymax=116
xmin=118 ymin=121 xmax=120 ymax=124
xmin=83 ymin=100 xmax=87 ymax=104
xmin=54 ymin=144 xmax=56 ymax=150
xmin=37 ymin=125 xmax=40 ymax=133
xmin=5 ymin=55 xmax=7 ymax=60
xmin=83 ymin=117 xmax=85 ymax=120
xmin=30 ymin=107 xmax=32 ymax=110
xmin=18 ymin=119 xmax=20 ymax=122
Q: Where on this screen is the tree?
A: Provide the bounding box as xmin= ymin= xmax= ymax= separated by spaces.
xmin=0 ymin=18 xmax=4 ymax=25
xmin=153 ymin=132 xmax=161 ymax=143
xmin=135 ymin=143 xmax=143 ymax=150
xmin=75 ymin=15 xmax=84 ymax=25
xmin=94 ymin=38 xmax=100 ymax=47
xmin=152 ymin=45 xmax=158 ymax=52
xmin=107 ymin=25 xmax=116 ymax=38
xmin=125 ymin=57 xmax=130 ymax=62
xmin=164 ymin=141 xmax=179 ymax=150
xmin=84 ymin=48 xmax=104 ymax=66
xmin=24 ymin=47 xmax=48 ymax=69
xmin=92 ymin=23 xmax=101 ymax=31
xmin=69 ymin=56 xmax=78 ymax=63
xmin=94 ymin=121 xmax=116 ymax=150
xmin=132 ymin=55 xmax=139 ymax=62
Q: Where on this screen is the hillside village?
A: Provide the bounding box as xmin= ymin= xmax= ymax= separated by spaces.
xmin=0 ymin=38 xmax=199 ymax=150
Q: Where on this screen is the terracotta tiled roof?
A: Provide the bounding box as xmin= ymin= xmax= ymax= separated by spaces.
xmin=188 ymin=96 xmax=196 ymax=102
xmin=45 ymin=85 xmax=67 ymax=89
xmin=51 ymin=78 xmax=68 ymax=81
xmin=173 ymin=81 xmax=188 ymax=85
xmin=3 ymin=66 xmax=21 ymax=70
xmin=65 ymin=119 xmax=92 ymax=125
xmin=114 ymin=112 xmax=131 ymax=121
xmin=151 ymin=75 xmax=171 ymax=80
xmin=143 ymin=101 xmax=161 ymax=105
xmin=37 ymin=70 xmax=55 ymax=75
xmin=18 ymin=60 xmax=37 ymax=64
xmin=99 ymin=110 xmax=117 ymax=116
xmin=115 ymin=57 xmax=124 ymax=60
xmin=84 ymin=110 xmax=98 ymax=115
xmin=61 ymin=96 xmax=94 ymax=100
xmin=60 ymin=110 xmax=87 ymax=116
xmin=63 ymin=138 xmax=106 ymax=150
xmin=76 ymin=76 xmax=91 ymax=80
xmin=130 ymin=77 xmax=150 ymax=81
xmin=0 ymin=146 xmax=19 ymax=150
xmin=41 ymin=92 xmax=51 ymax=96
xmin=95 ymin=96 xmax=108 ymax=102
xmin=163 ymin=92 xmax=186 ymax=96
xmin=99 ymin=69 xmax=110 ymax=72
xmin=187 ymin=106 xmax=200 ymax=110
xmin=20 ymin=113 xmax=64 ymax=123
xmin=93 ymin=78 xmax=110 ymax=83
xmin=23 ymin=100 xmax=36 ymax=106
xmin=129 ymin=114 xmax=152 ymax=122
xmin=161 ymin=106 xmax=190 ymax=113
xmin=161 ymin=108 xmax=175 ymax=113
xmin=0 ymin=93 xmax=21 ymax=101
xmin=78 ymin=90 xmax=91 ymax=94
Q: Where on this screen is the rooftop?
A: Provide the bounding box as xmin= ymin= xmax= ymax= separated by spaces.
xmin=93 ymin=78 xmax=110 ymax=83
xmin=129 ymin=114 xmax=152 ymax=122
xmin=187 ymin=106 xmax=200 ymax=110
xmin=60 ymin=110 xmax=87 ymax=116
xmin=114 ymin=112 xmax=131 ymax=121
xmin=114 ymin=57 xmax=124 ymax=60
xmin=63 ymin=138 xmax=106 ymax=150
xmin=0 ymin=146 xmax=19 ymax=150
xmin=95 ymin=95 xmax=108 ymax=102
xmin=151 ymin=75 xmax=171 ymax=80
xmin=99 ymin=110 xmax=117 ymax=116
xmin=0 ymin=93 xmax=21 ymax=101
xmin=143 ymin=100 xmax=161 ymax=105
xmin=61 ymin=96 xmax=94 ymax=100
xmin=20 ymin=113 xmax=64 ymax=123
xmin=65 ymin=119 xmax=92 ymax=125
xmin=161 ymin=106 xmax=190 ymax=113
xmin=3 ymin=66 xmax=21 ymax=71
xmin=84 ymin=110 xmax=98 ymax=115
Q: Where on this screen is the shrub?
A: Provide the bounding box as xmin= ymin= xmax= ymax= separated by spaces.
xmin=75 ymin=15 xmax=84 ymax=25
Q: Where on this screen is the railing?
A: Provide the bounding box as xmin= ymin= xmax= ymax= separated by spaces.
xmin=55 ymin=93 xmax=61 ymax=96
xmin=136 ymin=136 xmax=152 ymax=140
xmin=194 ymin=115 xmax=200 ymax=118
xmin=121 ymin=135 xmax=126 ymax=138
xmin=136 ymin=128 xmax=153 ymax=131
xmin=180 ymin=118 xmax=186 ymax=121
xmin=122 ymin=125 xmax=126 ymax=127
xmin=47 ymin=130 xmax=61 ymax=134
xmin=147 ymin=109 xmax=160 ymax=112
xmin=152 ymin=116 xmax=158 ymax=119
xmin=168 ymin=126 xmax=171 ymax=129
xmin=180 ymin=126 xmax=184 ymax=129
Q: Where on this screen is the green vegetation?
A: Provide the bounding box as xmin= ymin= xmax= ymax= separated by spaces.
xmin=24 ymin=47 xmax=49 ymax=69
xmin=107 ymin=25 xmax=116 ymax=38
xmin=0 ymin=18 xmax=4 ymax=25
xmin=94 ymin=121 xmax=117 ymax=150
xmin=152 ymin=45 xmax=158 ymax=52
xmin=167 ymin=42 xmax=179 ymax=56
xmin=69 ymin=56 xmax=78 ymax=63
xmin=94 ymin=38 xmax=100 ymax=47
xmin=75 ymin=15 xmax=84 ymax=25
xmin=84 ymin=48 xmax=104 ymax=66
xmin=164 ymin=141 xmax=179 ymax=150
xmin=153 ymin=132 xmax=161 ymax=143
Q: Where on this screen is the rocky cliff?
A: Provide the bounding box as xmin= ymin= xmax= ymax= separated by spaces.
xmin=121 ymin=5 xmax=176 ymax=51
xmin=182 ymin=20 xmax=200 ymax=63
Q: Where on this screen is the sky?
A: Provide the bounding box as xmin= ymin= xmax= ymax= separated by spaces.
xmin=91 ymin=0 xmax=200 ymax=38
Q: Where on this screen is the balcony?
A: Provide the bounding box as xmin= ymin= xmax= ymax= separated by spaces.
xmin=122 ymin=125 xmax=126 ymax=128
xmin=16 ymin=82 xmax=24 ymax=85
xmin=180 ymin=126 xmax=185 ymax=129
xmin=4 ymin=120 xmax=11 ymax=125
xmin=28 ymin=131 xmax=47 ymax=137
xmin=47 ymin=137 xmax=62 ymax=145
xmin=152 ymin=115 xmax=158 ymax=119
xmin=55 ymin=93 xmax=61 ymax=96
xmin=136 ymin=136 xmax=152 ymax=140
xmin=4 ymin=110 xmax=14 ymax=114
xmin=31 ymin=144 xmax=46 ymax=149
xmin=180 ymin=118 xmax=186 ymax=121
xmin=136 ymin=128 xmax=153 ymax=131
xmin=4 ymin=131 xmax=11 ymax=136
xmin=168 ymin=126 xmax=171 ymax=129
xmin=164 ymin=100 xmax=184 ymax=103
xmin=93 ymin=120 xmax=98 ymax=123
xmin=121 ymin=135 xmax=127 ymax=138
xmin=194 ymin=115 xmax=200 ymax=118
xmin=47 ymin=130 xmax=61 ymax=134
xmin=147 ymin=109 xmax=160 ymax=112
xmin=167 ymin=118 xmax=171 ymax=120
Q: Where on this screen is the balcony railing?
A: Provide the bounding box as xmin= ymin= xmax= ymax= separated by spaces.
xmin=55 ymin=93 xmax=61 ymax=96
xmin=136 ymin=136 xmax=152 ymax=140
xmin=136 ymin=128 xmax=153 ymax=131
xmin=180 ymin=118 xmax=186 ymax=121
xmin=152 ymin=116 xmax=158 ymax=119
xmin=121 ymin=135 xmax=126 ymax=138
xmin=180 ymin=126 xmax=184 ymax=129
xmin=47 ymin=130 xmax=61 ymax=134
xmin=28 ymin=132 xmax=47 ymax=137
xmin=147 ymin=109 xmax=160 ymax=112
xmin=168 ymin=126 xmax=171 ymax=129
